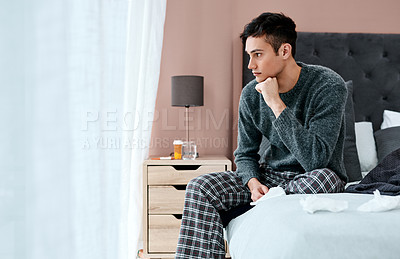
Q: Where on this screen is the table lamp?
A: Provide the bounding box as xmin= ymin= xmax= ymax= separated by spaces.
xmin=171 ymin=75 xmax=204 ymax=142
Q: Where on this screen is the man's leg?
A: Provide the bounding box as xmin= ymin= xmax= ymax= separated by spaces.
xmin=285 ymin=168 xmax=345 ymax=194
xmin=175 ymin=171 xmax=251 ymax=259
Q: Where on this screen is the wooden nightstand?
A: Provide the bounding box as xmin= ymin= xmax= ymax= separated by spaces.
xmin=142 ymin=156 xmax=232 ymax=258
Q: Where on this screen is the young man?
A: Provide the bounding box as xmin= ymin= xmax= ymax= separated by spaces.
xmin=175 ymin=12 xmax=347 ymax=259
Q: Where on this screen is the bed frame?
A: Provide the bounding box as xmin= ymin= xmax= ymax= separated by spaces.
xmin=242 ymin=32 xmax=400 ymax=131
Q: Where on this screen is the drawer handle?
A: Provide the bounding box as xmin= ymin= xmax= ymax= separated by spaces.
xmin=172 ymin=165 xmax=201 ymax=171
xmin=172 ymin=185 xmax=186 ymax=191
xmin=172 ymin=214 xmax=182 ymax=220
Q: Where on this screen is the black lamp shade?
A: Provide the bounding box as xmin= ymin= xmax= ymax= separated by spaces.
xmin=171 ymin=75 xmax=204 ymax=107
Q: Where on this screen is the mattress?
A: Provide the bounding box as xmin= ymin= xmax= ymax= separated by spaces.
xmin=226 ymin=193 xmax=400 ymax=259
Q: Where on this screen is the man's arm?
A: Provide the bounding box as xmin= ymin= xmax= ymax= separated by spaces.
xmin=273 ymin=90 xmax=346 ymax=171
xmin=234 ymin=86 xmax=263 ymax=188
xmin=256 ymin=77 xmax=347 ymax=171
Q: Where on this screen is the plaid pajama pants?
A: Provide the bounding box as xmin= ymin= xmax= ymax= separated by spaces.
xmin=175 ymin=167 xmax=345 ymax=259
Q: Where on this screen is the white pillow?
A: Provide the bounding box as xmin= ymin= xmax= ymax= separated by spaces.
xmin=381 ymin=110 xmax=400 ymax=130
xmin=354 ymin=122 xmax=378 ymax=172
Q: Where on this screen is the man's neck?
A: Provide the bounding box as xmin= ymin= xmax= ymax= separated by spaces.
xmin=277 ymin=60 xmax=302 ymax=93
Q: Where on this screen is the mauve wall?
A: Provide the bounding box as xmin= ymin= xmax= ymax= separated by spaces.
xmin=149 ymin=0 xmax=400 ymax=161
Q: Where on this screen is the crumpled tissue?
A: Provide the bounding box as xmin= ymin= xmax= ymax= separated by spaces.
xmin=250 ymin=186 xmax=286 ymax=206
xmin=300 ymin=196 xmax=348 ymax=214
xmin=357 ymin=189 xmax=400 ymax=212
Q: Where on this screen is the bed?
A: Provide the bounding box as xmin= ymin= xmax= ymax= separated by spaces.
xmin=225 ymin=32 xmax=400 ymax=258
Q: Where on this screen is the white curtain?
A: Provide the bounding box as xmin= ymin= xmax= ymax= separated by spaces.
xmin=0 ymin=0 xmax=166 ymax=258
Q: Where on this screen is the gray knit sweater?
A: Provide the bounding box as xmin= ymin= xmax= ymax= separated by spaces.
xmin=234 ymin=62 xmax=347 ymax=186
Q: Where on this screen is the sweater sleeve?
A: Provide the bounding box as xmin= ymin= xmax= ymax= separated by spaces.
xmin=234 ymin=94 xmax=262 ymax=186
xmin=272 ymin=82 xmax=347 ymax=172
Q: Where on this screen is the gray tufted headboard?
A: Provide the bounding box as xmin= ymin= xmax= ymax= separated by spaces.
xmin=242 ymin=32 xmax=400 ymax=132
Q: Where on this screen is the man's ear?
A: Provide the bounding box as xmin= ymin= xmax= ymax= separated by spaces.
xmin=280 ymin=43 xmax=292 ymax=59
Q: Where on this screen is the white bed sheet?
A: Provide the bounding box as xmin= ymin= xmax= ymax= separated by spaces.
xmin=226 ymin=193 xmax=400 ymax=259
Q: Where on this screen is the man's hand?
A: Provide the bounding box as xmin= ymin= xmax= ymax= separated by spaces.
xmin=247 ymin=178 xmax=269 ymax=202
xmin=255 ymin=77 xmax=279 ymax=102
xmin=255 ymin=77 xmax=286 ymax=118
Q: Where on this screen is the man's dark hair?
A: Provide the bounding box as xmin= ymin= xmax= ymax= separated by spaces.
xmin=240 ymin=12 xmax=297 ymax=57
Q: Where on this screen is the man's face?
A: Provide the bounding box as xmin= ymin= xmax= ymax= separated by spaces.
xmin=245 ymin=36 xmax=284 ymax=83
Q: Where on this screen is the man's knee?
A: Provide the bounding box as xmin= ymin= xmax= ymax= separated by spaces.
xmin=309 ymin=168 xmax=343 ymax=186
xmin=186 ymin=172 xmax=223 ymax=193
xmin=286 ymin=168 xmax=344 ymax=194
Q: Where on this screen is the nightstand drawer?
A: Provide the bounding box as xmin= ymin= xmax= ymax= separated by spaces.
xmin=148 ymin=186 xmax=185 ymax=214
xmin=148 ymin=165 xmax=226 ymax=185
xmin=148 ymin=215 xmax=181 ymax=253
